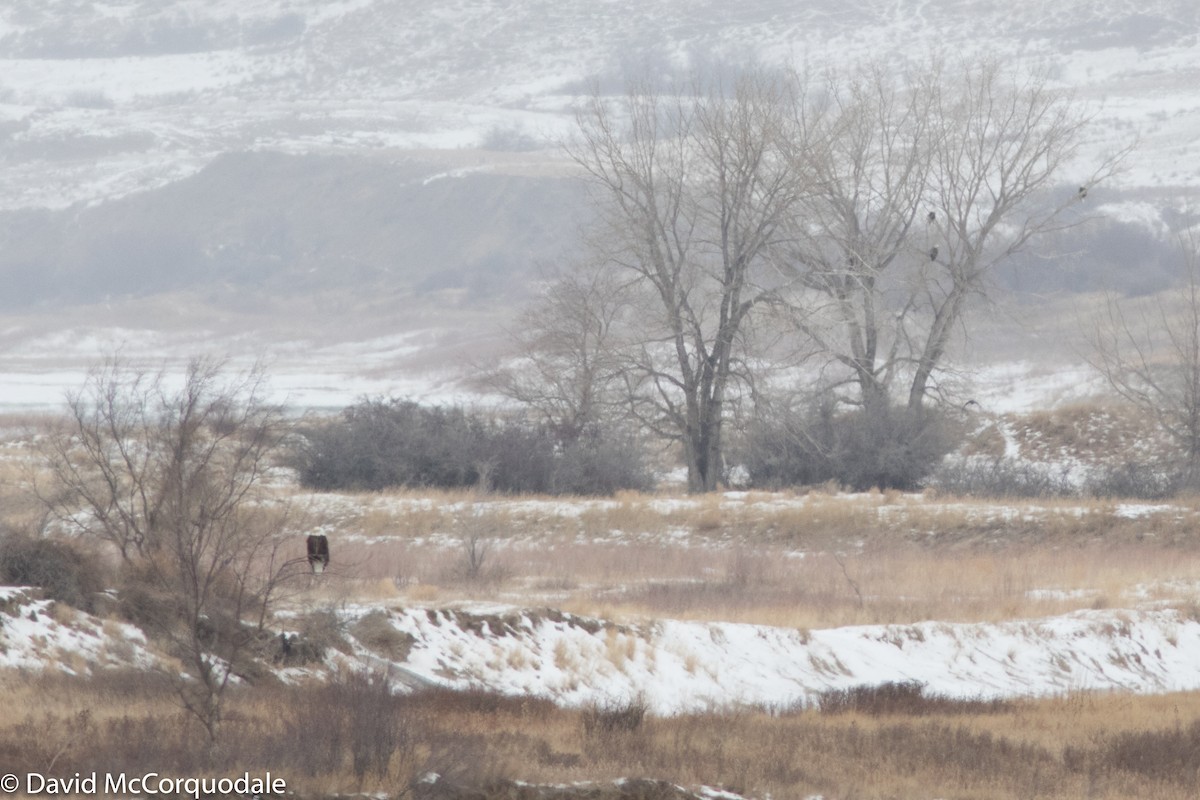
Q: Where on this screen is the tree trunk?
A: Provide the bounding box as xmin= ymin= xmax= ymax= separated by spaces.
xmin=683 ymin=421 xmax=724 ymax=493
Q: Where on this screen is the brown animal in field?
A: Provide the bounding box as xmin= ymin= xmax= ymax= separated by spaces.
xmin=306 ymin=534 xmax=330 ymax=574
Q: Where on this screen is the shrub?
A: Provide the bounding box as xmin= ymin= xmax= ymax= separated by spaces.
xmin=281 ymin=669 xmax=422 ymax=781
xmin=555 ymin=430 xmax=654 ymax=495
xmin=295 ymin=399 xmax=486 ymax=491
xmin=295 ymin=607 xmax=351 ymax=656
xmin=816 ymin=681 xmax=1012 ymax=716
xmin=0 ymin=530 xmax=109 ymax=612
xmin=742 ymin=403 xmax=961 ymax=491
xmin=930 ymin=457 xmax=1191 ymax=500
xmin=114 ymin=557 xmax=180 ymax=632
xmin=581 ymin=696 xmax=648 ymax=738
xmin=293 ymin=399 xmax=651 ymax=495
xmin=1085 ymin=461 xmax=1187 ymax=500
xmin=928 ymin=456 xmax=1077 ymax=498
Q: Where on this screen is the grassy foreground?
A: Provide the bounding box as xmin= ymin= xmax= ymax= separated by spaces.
xmin=2 ymin=670 xmax=1199 ymax=800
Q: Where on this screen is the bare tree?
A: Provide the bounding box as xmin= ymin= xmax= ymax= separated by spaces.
xmin=570 ymin=70 xmax=811 ymax=492
xmin=1090 ymin=230 xmax=1200 ymax=481
xmin=484 ymin=262 xmax=628 ymax=444
xmin=786 ymin=64 xmax=936 ymax=417
xmin=39 ymin=358 xmax=302 ymax=746
xmin=788 ymin=60 xmax=1127 ymax=416
xmin=910 ymin=60 xmax=1124 ymax=412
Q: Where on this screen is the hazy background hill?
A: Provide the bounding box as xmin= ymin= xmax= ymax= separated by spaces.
xmin=0 ymin=0 xmax=1196 ymax=408
xmin=0 ymin=151 xmax=586 ymax=309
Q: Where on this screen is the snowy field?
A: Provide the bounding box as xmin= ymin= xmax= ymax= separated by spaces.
xmin=0 ymin=3 xmax=1198 ymax=795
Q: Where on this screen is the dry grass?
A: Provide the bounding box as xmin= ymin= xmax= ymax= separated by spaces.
xmin=274 ymin=487 xmax=1200 ymax=631
xmin=4 ymin=671 xmax=1200 ymax=799
xmin=7 ymin=407 xmax=1200 ymax=796
xmin=1012 ymin=402 xmax=1172 ymax=464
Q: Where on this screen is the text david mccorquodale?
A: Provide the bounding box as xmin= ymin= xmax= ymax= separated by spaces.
xmin=14 ymin=771 xmax=286 ymax=797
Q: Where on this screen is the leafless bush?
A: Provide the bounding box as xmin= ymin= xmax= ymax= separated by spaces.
xmin=296 ymin=399 xmax=651 ymax=496
xmin=461 ymin=531 xmax=491 ymax=582
xmin=743 ymin=403 xmax=961 ymax=490
xmin=293 ymin=606 xmax=351 ymax=657
xmin=817 ymin=681 xmax=1012 ymax=716
xmin=581 ymin=696 xmax=648 ymax=738
xmin=928 ymin=456 xmax=1077 ymax=498
xmin=0 ymin=529 xmax=109 ymax=612
xmin=35 ymin=358 xmax=301 ymax=744
xmin=1085 ymin=461 xmax=1187 ymax=499
xmin=932 ymin=456 xmax=1188 ymax=500
xmin=281 ymin=669 xmax=422 ymax=782
xmin=554 ymin=430 xmax=654 ymax=495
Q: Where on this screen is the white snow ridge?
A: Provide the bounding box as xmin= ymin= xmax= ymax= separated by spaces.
xmin=328 ymin=605 xmax=1200 ymax=712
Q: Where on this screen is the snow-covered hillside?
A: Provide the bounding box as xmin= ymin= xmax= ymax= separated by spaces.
xmin=325 ymin=605 xmax=1200 ymax=713
xmin=0 ymin=0 xmax=1193 ymax=210
xmin=0 ymin=587 xmax=159 ymax=674
xmin=0 ymin=0 xmax=1191 ymax=411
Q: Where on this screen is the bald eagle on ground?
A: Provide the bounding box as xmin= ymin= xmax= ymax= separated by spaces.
xmin=306 ymin=534 xmax=330 ymax=574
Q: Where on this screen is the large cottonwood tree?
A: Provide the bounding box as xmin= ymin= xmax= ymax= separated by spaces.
xmin=524 ymin=60 xmax=1121 ymax=491
xmin=569 ymin=71 xmax=812 ymax=492
xmin=791 ymin=60 xmax=1125 ymax=418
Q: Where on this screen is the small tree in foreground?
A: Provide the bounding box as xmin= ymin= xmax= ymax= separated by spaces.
xmin=38 ymin=358 xmax=302 ymax=746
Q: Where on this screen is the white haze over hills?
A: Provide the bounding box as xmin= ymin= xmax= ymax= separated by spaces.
xmin=0 ymin=0 xmax=1196 ymax=410
xmin=1 ymin=0 xmax=1196 ymax=206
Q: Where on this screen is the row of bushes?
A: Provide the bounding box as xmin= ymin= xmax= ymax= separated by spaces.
xmin=293 ymin=397 xmax=1193 ymax=497
xmin=293 ymin=398 xmax=653 ymax=495
xmin=294 ymin=397 xmax=963 ymax=496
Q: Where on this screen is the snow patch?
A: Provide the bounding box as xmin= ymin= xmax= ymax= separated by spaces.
xmin=332 ymin=605 xmax=1200 ymax=714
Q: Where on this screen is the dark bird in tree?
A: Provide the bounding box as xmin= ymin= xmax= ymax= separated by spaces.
xmin=929 ymin=246 xmax=938 ymax=261
xmin=927 ymin=211 xmax=936 ymax=223
xmin=1078 ymin=185 xmax=1088 ymax=200
xmin=306 ymin=534 xmax=330 ymax=574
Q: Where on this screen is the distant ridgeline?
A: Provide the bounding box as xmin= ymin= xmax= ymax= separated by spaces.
xmin=0 ymin=151 xmax=586 ymax=309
